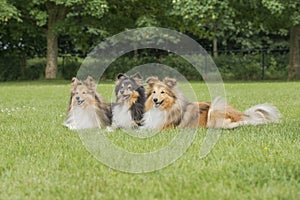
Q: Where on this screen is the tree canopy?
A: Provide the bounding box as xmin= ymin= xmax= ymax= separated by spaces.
xmin=0 ymin=0 xmax=299 ymax=80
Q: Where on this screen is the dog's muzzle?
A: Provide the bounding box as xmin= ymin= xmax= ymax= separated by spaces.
xmin=75 ymin=97 xmax=85 ymax=105
xmin=122 ymin=94 xmax=130 ymax=101
xmin=153 ymin=98 xmax=163 ymax=108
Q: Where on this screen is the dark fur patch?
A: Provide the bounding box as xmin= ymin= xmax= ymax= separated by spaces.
xmin=113 ymin=73 xmax=145 ymax=126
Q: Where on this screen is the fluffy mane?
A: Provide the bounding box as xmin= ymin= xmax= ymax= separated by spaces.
xmin=63 ymin=76 xmax=111 ymax=130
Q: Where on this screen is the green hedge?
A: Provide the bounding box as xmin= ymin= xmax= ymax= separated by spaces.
xmin=61 ymin=56 xmax=82 ymax=80
xmin=102 ymin=54 xmax=200 ymax=80
xmin=0 ymin=51 xmax=289 ymax=81
xmin=0 ymin=56 xmax=84 ymax=81
xmin=26 ymin=58 xmax=46 ymax=80
xmin=214 ymin=52 xmax=288 ymax=80
xmin=0 ymin=55 xmax=20 ymax=81
xmin=104 ymin=52 xmax=288 ymax=81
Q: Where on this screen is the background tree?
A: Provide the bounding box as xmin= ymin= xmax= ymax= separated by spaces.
xmin=98 ymin=0 xmax=176 ymax=59
xmin=0 ymin=0 xmax=297 ymax=81
xmin=0 ymin=0 xmax=45 ymax=80
xmin=12 ymin=0 xmax=108 ymax=79
xmin=261 ymin=0 xmax=300 ymax=80
xmin=0 ymin=0 xmax=20 ymax=23
xmin=99 ymin=0 xmax=175 ymax=35
xmin=0 ymin=19 xmax=45 ymax=79
xmin=231 ymin=0 xmax=300 ymax=80
xmin=171 ymin=0 xmax=236 ymax=57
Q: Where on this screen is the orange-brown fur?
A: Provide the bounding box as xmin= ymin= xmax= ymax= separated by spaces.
xmin=145 ymin=82 xmax=176 ymax=111
xmin=197 ymin=102 xmax=211 ymax=127
xmin=143 ymin=77 xmax=279 ymax=130
xmin=206 ymin=102 xmax=245 ymax=128
xmin=143 ymin=77 xmax=190 ymax=129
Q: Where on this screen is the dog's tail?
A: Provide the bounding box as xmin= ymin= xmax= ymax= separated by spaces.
xmin=242 ymin=104 xmax=281 ymax=126
xmin=207 ymin=97 xmax=281 ymax=128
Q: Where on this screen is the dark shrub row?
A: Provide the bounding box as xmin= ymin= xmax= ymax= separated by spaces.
xmin=0 ymin=52 xmax=288 ymax=81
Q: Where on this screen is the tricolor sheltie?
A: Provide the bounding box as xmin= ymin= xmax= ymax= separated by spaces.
xmin=112 ymin=73 xmax=146 ymax=129
xmin=63 ymin=76 xmax=112 ymax=130
xmin=142 ymin=76 xmax=281 ymax=130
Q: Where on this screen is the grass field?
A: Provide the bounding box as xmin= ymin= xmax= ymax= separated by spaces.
xmin=0 ymin=81 xmax=299 ymax=199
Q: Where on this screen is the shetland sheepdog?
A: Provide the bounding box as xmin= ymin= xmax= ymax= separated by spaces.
xmin=63 ymin=76 xmax=112 ymax=130
xmin=142 ymin=76 xmax=281 ymax=130
xmin=112 ymin=73 xmax=146 ymax=129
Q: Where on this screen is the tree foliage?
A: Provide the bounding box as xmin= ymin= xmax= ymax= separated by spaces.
xmin=244 ymin=0 xmax=300 ymax=80
xmin=0 ymin=0 xmax=299 ymax=80
xmin=172 ymin=0 xmax=237 ymax=56
xmin=7 ymin=0 xmax=108 ymax=79
xmin=0 ymin=0 xmax=20 ymax=23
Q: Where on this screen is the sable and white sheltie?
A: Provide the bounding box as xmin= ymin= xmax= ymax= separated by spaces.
xmin=142 ymin=76 xmax=281 ymax=130
xmin=112 ymin=73 xmax=146 ymax=129
xmin=63 ymin=76 xmax=112 ymax=130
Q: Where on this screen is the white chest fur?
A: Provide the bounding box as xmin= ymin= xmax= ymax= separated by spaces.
xmin=65 ymin=106 xmax=101 ymax=130
xmin=142 ymin=108 xmax=167 ymax=130
xmin=112 ymin=104 xmax=134 ymax=128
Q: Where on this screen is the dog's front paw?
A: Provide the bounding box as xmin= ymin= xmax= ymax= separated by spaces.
xmin=63 ymin=122 xmax=77 ymax=130
xmin=105 ymin=126 xmax=114 ymax=132
xmin=131 ymin=122 xmax=140 ymax=129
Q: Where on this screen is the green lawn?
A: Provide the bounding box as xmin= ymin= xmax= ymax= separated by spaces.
xmin=0 ymin=81 xmax=299 ymax=199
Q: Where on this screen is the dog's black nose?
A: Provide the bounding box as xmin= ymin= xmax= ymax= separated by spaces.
xmin=120 ymin=90 xmax=124 ymax=95
xmin=76 ymin=96 xmax=80 ymax=101
xmin=153 ymin=98 xmax=158 ymax=103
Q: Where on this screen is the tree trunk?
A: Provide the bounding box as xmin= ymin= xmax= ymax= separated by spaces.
xmin=45 ymin=26 xmax=58 ymax=79
xmin=288 ymin=24 xmax=300 ymax=81
xmin=212 ymin=21 xmax=218 ymax=57
xmin=45 ymin=3 xmax=67 ymax=80
xmin=213 ymin=35 xmax=218 ymax=57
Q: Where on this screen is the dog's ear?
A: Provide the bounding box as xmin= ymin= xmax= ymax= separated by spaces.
xmin=116 ymin=73 xmax=126 ymax=80
xmin=70 ymin=77 xmax=80 ymax=95
xmin=116 ymin=73 xmax=126 ymax=85
xmin=163 ymin=77 xmax=177 ymax=88
xmin=145 ymin=76 xmax=158 ymax=97
xmin=71 ymin=77 xmax=79 ymax=87
xmin=130 ymin=73 xmax=143 ymax=85
xmin=84 ymin=76 xmax=96 ymax=91
xmin=146 ymin=76 xmax=159 ymax=87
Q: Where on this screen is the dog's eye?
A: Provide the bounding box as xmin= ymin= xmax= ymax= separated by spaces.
xmin=82 ymin=91 xmax=86 ymax=94
xmin=128 ymin=86 xmax=132 ymax=89
xmin=161 ymin=91 xmax=165 ymax=94
xmin=153 ymin=91 xmax=156 ymax=94
xmin=76 ymin=92 xmax=79 ymax=94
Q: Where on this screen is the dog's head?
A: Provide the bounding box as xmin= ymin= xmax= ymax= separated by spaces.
xmin=145 ymin=76 xmax=177 ymax=110
xmin=70 ymin=76 xmax=96 ymax=107
xmin=114 ymin=73 xmax=143 ymax=103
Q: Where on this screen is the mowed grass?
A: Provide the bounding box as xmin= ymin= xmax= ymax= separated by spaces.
xmin=0 ymin=80 xmax=299 ymax=199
